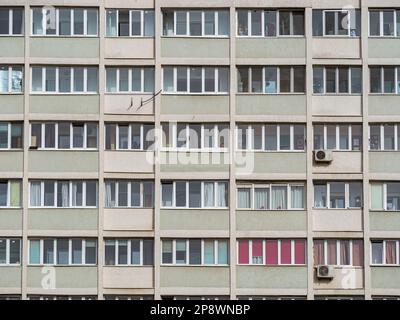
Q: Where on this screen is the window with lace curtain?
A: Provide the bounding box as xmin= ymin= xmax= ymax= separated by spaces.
xmin=237 ymin=183 xmax=305 ymax=210
xmin=313 ymin=239 xmax=363 ymax=266
xmin=29 ymin=180 xmax=97 ymax=207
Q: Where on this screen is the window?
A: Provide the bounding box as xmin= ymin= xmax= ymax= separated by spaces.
xmin=237 ymin=124 xmax=305 ymax=151
xmin=313 ymin=66 xmax=362 ymax=94
xmin=237 ymin=183 xmax=305 ymax=210
xmin=0 ymin=123 xmax=23 ymax=149
xmin=104 ymin=239 xmax=153 ymax=266
xmin=162 ymin=10 xmax=229 ymax=36
xmin=368 ymin=124 xmax=400 ymax=150
xmin=161 ymin=239 xmax=228 ymax=265
xmin=31 ymin=66 xmax=98 ymax=93
xmin=0 ymin=238 xmax=21 ymax=265
xmin=313 ymin=239 xmax=363 ymax=266
xmin=106 ymin=67 xmax=154 ymax=93
xmin=106 ymin=9 xmax=154 ymax=37
xmin=370 ymin=182 xmax=400 ymax=211
xmin=0 ymin=8 xmax=23 ymax=35
xmin=31 ymin=7 xmax=98 ymax=36
xmin=237 ymin=239 xmax=306 ymax=265
xmin=30 ymin=122 xmax=97 ymax=149
xmin=29 ymin=239 xmax=97 ymax=265
xmin=370 ymin=66 xmax=400 ymax=94
xmin=314 ymin=181 xmax=362 ymax=209
xmin=237 ymin=66 xmax=305 ymax=93
xmin=104 ymin=181 xmax=154 ymax=208
xmin=369 ymin=10 xmax=400 ymax=37
xmin=371 ymin=240 xmax=400 ymax=265
xmin=105 ymin=123 xmax=154 ymax=151
xmin=237 ymin=10 xmax=304 ymax=36
xmin=29 ymin=181 xmax=97 ymax=207
xmin=313 ymin=10 xmax=361 ymax=37
xmin=313 ymin=124 xmax=362 ymax=151
xmin=162 ymin=123 xmax=229 ymax=150
xmin=161 ymin=181 xmax=228 ymax=208
xmin=163 ymin=67 xmax=229 ymax=93
xmin=0 ymin=65 xmax=23 ymax=93
xmin=0 ymin=180 xmax=21 ymax=207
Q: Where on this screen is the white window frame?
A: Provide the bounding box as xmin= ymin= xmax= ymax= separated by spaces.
xmin=370 ymin=240 xmax=400 ymax=266
xmin=236 ymin=183 xmax=305 ymax=210
xmin=235 ymin=124 xmax=305 ymax=152
xmin=313 ymin=123 xmax=362 ymax=151
xmin=29 ymin=122 xmax=97 ymax=150
xmin=160 ymin=181 xmax=229 ymax=209
xmin=368 ymin=124 xmax=400 ymax=151
xmin=105 ymin=67 xmax=154 ymax=93
xmin=162 ymin=66 xmax=229 ymax=94
xmin=28 ymin=238 xmax=96 ymax=265
xmin=0 ymin=238 xmax=21 ymax=265
xmin=317 ymin=239 xmax=358 ymax=267
xmin=322 ymin=10 xmax=352 ymax=37
xmin=368 ymin=10 xmax=399 ymax=37
xmin=105 ymin=123 xmax=153 ymax=151
xmin=0 ymin=180 xmax=21 ymax=208
xmin=0 ymin=65 xmax=23 ymax=93
xmin=104 ymin=239 xmax=152 ymax=266
xmin=313 ymin=66 xmax=362 ymax=95
xmin=369 ymin=66 xmax=400 ymax=94
xmin=105 ymin=9 xmax=154 ymax=37
xmin=313 ymin=181 xmax=362 ymax=209
xmin=0 ymin=122 xmax=23 ymax=149
xmin=30 ymin=66 xmax=98 ymax=94
xmin=30 ymin=7 xmax=98 ymax=37
xmin=28 ymin=180 xmax=97 ymax=208
xmin=161 ymin=239 xmax=228 ymax=266
xmin=236 ymin=239 xmax=306 ymax=266
xmin=236 ymin=9 xmax=304 ymax=37
xmin=104 ymin=180 xmax=154 ymax=208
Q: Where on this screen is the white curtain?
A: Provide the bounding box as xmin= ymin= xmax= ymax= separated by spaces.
xmin=254 ymin=188 xmax=269 ymax=209
xmin=291 ymin=186 xmax=304 ymax=209
xmin=71 ymin=182 xmax=78 ymax=207
xmin=237 ymin=188 xmax=250 ymax=209
xmin=271 ymin=186 xmax=287 ymax=210
xmin=60 ymin=182 xmax=69 ymax=207
xmin=30 ymin=182 xmax=41 ymax=207
xmin=105 ymin=182 xmax=113 ymax=207
xmin=217 ymin=182 xmax=227 ymax=207
xmin=204 ymin=182 xmax=214 ymax=207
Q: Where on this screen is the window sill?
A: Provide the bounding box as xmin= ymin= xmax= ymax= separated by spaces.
xmin=0 ymin=264 xmax=21 ymax=267
xmin=0 ymin=92 xmax=23 ymax=95
xmin=0 ymin=35 xmax=24 ymax=37
xmin=30 ymin=92 xmax=99 ymax=95
xmin=368 ymin=93 xmax=400 ymax=96
xmin=105 ymin=36 xmax=154 ymax=39
xmin=32 ymin=149 xmax=99 ymax=152
xmin=27 ymin=264 xmax=97 ymax=267
xmin=312 ymin=93 xmax=362 ymax=96
xmin=162 ymin=92 xmax=229 ymax=96
xmin=236 ymin=36 xmax=305 ymax=39
xmin=105 ymin=149 xmax=153 ymax=152
xmin=103 ymin=265 xmax=153 ymax=268
xmin=28 ymin=207 xmax=98 ymax=210
xmin=30 ymin=35 xmax=99 ymax=39
xmin=161 ymin=35 xmax=229 ymax=39
xmin=161 ymin=149 xmax=228 ymax=153
xmin=160 ymin=207 xmax=229 ymax=210
xmin=312 ymin=208 xmax=363 ymax=210
xmin=237 ymin=150 xmax=305 ymax=153
xmin=237 ymin=264 xmax=306 ymax=267
xmin=370 ymin=264 xmax=400 ymax=267
xmin=105 ymin=92 xmax=154 ymax=95
xmin=104 ymin=207 xmax=153 ymax=210
xmin=236 ymin=92 xmax=305 ymax=96
xmin=161 ymin=264 xmax=229 ymax=267
xmin=236 ymin=209 xmax=305 ymax=212
xmin=313 ymin=36 xmax=360 ymax=39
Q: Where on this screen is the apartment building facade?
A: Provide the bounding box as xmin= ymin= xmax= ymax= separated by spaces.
xmin=0 ymin=0 xmax=400 ymax=300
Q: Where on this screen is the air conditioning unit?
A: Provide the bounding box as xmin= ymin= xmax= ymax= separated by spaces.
xmin=317 ymin=265 xmax=334 ymax=279
xmin=314 ymin=150 xmax=333 ymax=163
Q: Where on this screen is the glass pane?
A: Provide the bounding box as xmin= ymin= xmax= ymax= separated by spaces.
xmin=0 ymin=9 xmax=9 ymax=35
xmin=204 ymin=68 xmax=215 ymax=92
xmin=59 ymin=67 xmax=71 ymax=93
xmin=85 ymin=240 xmax=96 ymax=264
xmin=251 ymin=68 xmax=262 ymax=92
xmin=387 ymin=183 xmax=400 ymax=210
xmin=279 ymin=125 xmax=290 ymax=150
xmin=162 ymin=240 xmax=172 ymax=264
xmin=58 ymin=122 xmax=70 ymax=149
xmin=163 ymin=11 xmax=174 ymax=36
xmin=118 ymin=10 xmax=129 ymax=36
xmin=218 ymin=241 xmax=228 ymax=264
xmin=189 ymin=239 xmax=201 ymax=265
xmin=59 ymin=9 xmax=71 ymax=35
xmin=204 ymin=240 xmax=215 ymax=264
xmin=384 ymin=67 xmax=395 ymax=93
xmin=251 ymin=10 xmax=262 ymax=36
xmin=44 ymin=123 xmax=55 ymax=148
xmin=351 ymin=125 xmax=362 ymax=151
xmin=237 ymin=188 xmax=250 ymax=209
xmin=189 ymin=181 xmax=201 ymax=208
xmin=383 ymin=11 xmax=394 ymax=36
xmin=326 ymin=67 xmax=336 ymax=93
xmin=0 ymin=123 xmax=7 ymax=148
xmin=351 ymin=67 xmax=362 ymax=94
xmin=369 ymin=11 xmax=380 ymax=36
xmin=72 ymin=239 xmax=82 ymax=264
xmin=218 ymin=68 xmax=229 ymax=92
xmin=293 ymin=66 xmax=305 ymax=93
xmin=265 ymin=67 xmax=277 ymax=93
xmin=252 ymin=125 xmax=262 ymax=150
xmin=327 ymin=125 xmax=336 ymax=149
xmin=313 ymin=125 xmax=324 ymax=149
xmin=161 ymin=183 xmax=173 ymax=207
xmin=10 ymin=66 xmax=22 ymax=92
xmin=237 ymin=68 xmax=249 ymax=92
xmin=117 ymin=181 xmax=128 ymax=206
xmin=313 ymin=67 xmax=324 ymax=93
xmin=338 ymin=11 xmax=349 ymax=35
xmin=143 ymin=181 xmax=154 ymax=208
xmin=87 ymin=67 xmax=98 ymax=92
xmin=73 ymin=9 xmax=84 ymax=35
xmin=131 ymin=240 xmax=140 ymax=264
xmin=371 ymin=242 xmax=383 ymax=264
xmin=204 ymin=11 xmax=215 ymax=35
xmin=132 ymin=68 xmax=141 ymax=92
xmin=279 ymin=67 xmax=291 ymax=92
xmin=57 ymin=181 xmax=69 ymax=207
xmin=254 ymin=188 xmax=269 ymax=209
xmin=131 ymin=11 xmax=141 ymax=36
xmin=177 ymin=67 xmax=187 ymax=92
xmin=370 ymin=67 xmax=381 ymax=93
xmin=189 ymin=11 xmax=201 ymax=36
xmin=176 ymin=11 xmax=187 ymax=35
xmin=106 ymin=68 xmax=117 ymax=92
xmin=369 ymin=125 xmax=381 ymax=150
xmin=330 ymin=182 xmax=345 ymax=208
xmin=338 ymin=67 xmax=349 ymax=93
xmin=271 ymin=186 xmax=287 ymax=210
xmin=384 ymin=124 xmax=395 ymax=150
xmin=176 ymin=240 xmax=186 ymax=264
xmin=73 ymin=67 xmax=84 ymax=92
xmin=292 ymin=11 xmax=304 ymax=35
xmin=106 ymin=10 xmax=117 ymax=36
xmin=312 ymin=10 xmax=323 ymax=36
xmin=72 ymin=124 xmax=84 ymax=148
xmin=325 ymin=11 xmax=335 ymax=35
xmin=218 ymin=11 xmax=229 ymax=36
xmin=105 ymin=240 xmax=115 ymax=265
xmin=279 ymin=11 xmax=290 ymax=35
xmin=119 ymin=68 xmax=129 ymax=92
xmin=189 ymin=67 xmax=202 ymax=93
xmin=43 ymin=240 xmax=54 ymax=264
xmin=188 ymin=124 xmax=201 ymax=149
xmin=143 ymin=239 xmax=153 ymax=265
xmin=144 ymin=68 xmax=154 ymax=92
xmin=32 ymin=9 xmax=43 ymax=35
xmin=237 ymin=10 xmax=248 ymax=36
xmin=87 ymin=9 xmax=98 ymax=35
xmin=314 ymin=184 xmax=327 ymax=208
xmin=130 ymin=182 xmax=140 ymax=207
xmin=86 ymin=123 xmax=98 ymax=148
xmin=0 ymin=66 xmax=9 ymax=92
xmin=349 ymin=182 xmax=362 ymax=208
xmin=291 ymin=186 xmax=304 ymax=209
xmin=265 ymin=124 xmax=277 ymax=150
xmin=118 ymin=240 xmax=128 ymax=264
xmin=265 ymin=11 xmax=277 ymax=36
xmin=339 ymin=125 xmax=349 ymax=150
xmin=85 ymin=181 xmax=97 ymax=207
xmin=105 ymin=124 xmax=116 ymax=150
